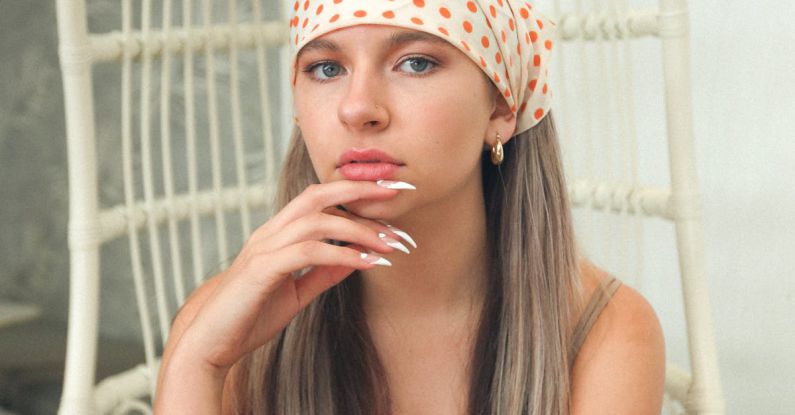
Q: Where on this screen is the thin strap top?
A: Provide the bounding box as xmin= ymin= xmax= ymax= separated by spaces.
xmin=568 ymin=275 xmax=623 ymax=365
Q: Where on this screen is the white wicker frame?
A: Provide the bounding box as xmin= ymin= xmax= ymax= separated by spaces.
xmin=56 ymin=0 xmax=724 ymax=413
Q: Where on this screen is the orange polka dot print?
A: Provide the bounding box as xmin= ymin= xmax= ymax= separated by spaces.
xmin=289 ymin=0 xmax=557 ymax=134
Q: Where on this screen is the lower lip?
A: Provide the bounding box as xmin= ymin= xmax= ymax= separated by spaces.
xmin=339 ymin=163 xmax=402 ymax=181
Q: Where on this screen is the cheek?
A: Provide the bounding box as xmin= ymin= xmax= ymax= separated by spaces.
xmin=294 ymin=96 xmax=336 ymax=183
xmin=401 ymin=71 xmax=493 ymax=141
xmin=421 ymin=135 xmax=484 ymax=187
xmin=302 ymin=135 xmax=334 ymax=183
xmin=403 ymin=120 xmax=487 ymax=202
xmin=405 ymin=86 xmax=492 ymax=175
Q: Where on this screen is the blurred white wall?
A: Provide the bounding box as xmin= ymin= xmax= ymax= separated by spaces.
xmin=687 ymin=1 xmax=795 ymax=413
xmin=568 ymin=1 xmax=795 ymax=413
xmin=537 ymin=3 xmax=795 ymax=413
xmin=608 ymin=1 xmax=795 ymax=413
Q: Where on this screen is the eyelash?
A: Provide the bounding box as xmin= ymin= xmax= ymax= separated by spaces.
xmin=301 ymin=55 xmax=439 ymax=83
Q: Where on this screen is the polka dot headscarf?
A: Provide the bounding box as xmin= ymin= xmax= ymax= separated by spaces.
xmin=289 ymin=0 xmax=557 ymax=136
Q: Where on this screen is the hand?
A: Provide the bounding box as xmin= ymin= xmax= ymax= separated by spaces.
xmin=168 ymin=180 xmax=416 ymax=375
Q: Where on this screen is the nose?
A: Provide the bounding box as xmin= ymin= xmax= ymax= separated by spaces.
xmin=337 ymin=66 xmax=390 ymax=132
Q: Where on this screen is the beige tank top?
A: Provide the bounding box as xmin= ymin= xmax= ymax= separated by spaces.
xmin=568 ymin=275 xmax=623 ymax=365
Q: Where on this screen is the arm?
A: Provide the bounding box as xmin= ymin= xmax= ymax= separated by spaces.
xmin=152 ymin=181 xmax=411 ymax=414
xmin=570 ymin=283 xmax=666 ymax=414
xmin=157 ymin=274 xmax=251 ymax=414
xmin=155 ymin=274 xmax=237 ymax=414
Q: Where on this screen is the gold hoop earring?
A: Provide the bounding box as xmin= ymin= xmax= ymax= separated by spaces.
xmin=490 ymin=132 xmax=504 ymax=166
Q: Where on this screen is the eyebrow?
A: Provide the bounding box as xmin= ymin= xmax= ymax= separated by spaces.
xmin=296 ymin=30 xmax=449 ymax=61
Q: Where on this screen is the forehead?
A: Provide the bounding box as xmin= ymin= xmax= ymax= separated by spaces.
xmin=296 ymin=25 xmax=453 ymax=60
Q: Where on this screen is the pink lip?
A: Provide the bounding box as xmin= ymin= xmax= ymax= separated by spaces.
xmin=336 ymin=148 xmax=404 ymax=167
xmin=339 ymin=162 xmax=401 ymax=181
xmin=336 ymin=147 xmax=405 ymax=181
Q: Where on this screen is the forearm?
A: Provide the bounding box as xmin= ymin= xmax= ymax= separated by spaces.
xmin=154 ymin=348 xmax=228 ymax=414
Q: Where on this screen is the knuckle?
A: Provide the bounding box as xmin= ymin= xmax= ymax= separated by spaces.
xmin=297 ymin=240 xmax=320 ymax=259
xmin=345 ymin=246 xmax=362 ymax=260
xmin=242 ymin=249 xmax=271 ymax=271
xmin=300 ymin=212 xmax=327 ymax=237
xmin=345 ymin=247 xmax=365 ymax=265
xmin=308 ymin=210 xmax=327 ymax=222
xmin=298 ymin=184 xmax=320 ymax=203
xmin=240 ymin=232 xmax=271 ymax=254
xmin=306 ymin=184 xmax=328 ymax=203
xmin=240 ymin=234 xmax=263 ymax=252
xmin=251 ymin=221 xmax=272 ymax=239
xmin=353 ymin=221 xmax=378 ymax=240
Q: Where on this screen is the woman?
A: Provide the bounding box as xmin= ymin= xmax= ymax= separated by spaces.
xmin=155 ymin=1 xmax=665 ymax=413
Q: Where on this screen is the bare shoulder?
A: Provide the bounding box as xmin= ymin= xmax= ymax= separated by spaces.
xmin=571 ymin=262 xmax=666 ymax=414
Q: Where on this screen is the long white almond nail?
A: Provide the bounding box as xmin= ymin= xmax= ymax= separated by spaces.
xmin=360 ymin=252 xmax=392 ymax=266
xmin=379 ymin=233 xmax=410 ymax=254
xmin=376 ymin=180 xmax=416 ymax=190
xmin=387 ymin=225 xmax=417 ymax=248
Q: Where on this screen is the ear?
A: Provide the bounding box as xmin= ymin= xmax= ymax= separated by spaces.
xmin=484 ymin=87 xmax=517 ymax=150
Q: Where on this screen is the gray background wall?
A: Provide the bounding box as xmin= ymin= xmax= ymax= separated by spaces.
xmin=1 ymin=0 xmax=70 ymax=323
xmin=1 ymin=0 xmax=793 ymax=414
xmin=1 ymin=0 xmax=289 ymax=412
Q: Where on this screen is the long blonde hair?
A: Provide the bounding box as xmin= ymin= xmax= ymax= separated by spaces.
xmin=232 ymin=110 xmax=584 ymax=414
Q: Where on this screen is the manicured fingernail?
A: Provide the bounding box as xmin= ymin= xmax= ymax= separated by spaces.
xmin=376 ymin=180 xmax=416 ymax=190
xmin=360 ymin=252 xmax=392 ymax=266
xmin=379 ymin=233 xmax=410 ymax=254
xmin=387 ymin=225 xmax=417 ymax=248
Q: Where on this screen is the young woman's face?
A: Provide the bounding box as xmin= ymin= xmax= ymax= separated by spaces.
xmin=293 ymin=24 xmax=514 ymax=220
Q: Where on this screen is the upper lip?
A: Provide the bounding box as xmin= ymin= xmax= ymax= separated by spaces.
xmin=336 ymin=148 xmax=405 ymax=167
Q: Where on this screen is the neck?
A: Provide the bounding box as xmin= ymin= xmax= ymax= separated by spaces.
xmin=359 ymin=175 xmax=489 ymax=325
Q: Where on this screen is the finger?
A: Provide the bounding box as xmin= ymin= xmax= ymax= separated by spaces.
xmin=238 ymin=262 xmax=358 ymax=354
xmin=322 ymin=206 xmax=393 ymax=234
xmin=266 ymin=181 xmax=407 ymax=232
xmin=292 ymin=243 xmax=377 ymax=307
xmin=292 ymin=265 xmax=357 ymax=308
xmin=321 ymin=206 xmax=412 ymax=250
xmin=242 ymin=240 xmax=385 ymax=295
xmin=258 ymin=211 xmax=398 ymax=255
xmin=200 ymin=242 xmax=383 ymax=348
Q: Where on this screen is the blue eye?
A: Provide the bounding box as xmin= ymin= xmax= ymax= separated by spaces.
xmin=399 ymin=56 xmax=437 ymax=74
xmin=302 ymin=56 xmax=438 ymax=83
xmin=306 ymin=62 xmax=343 ymax=81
